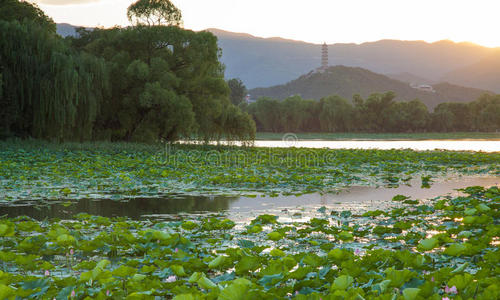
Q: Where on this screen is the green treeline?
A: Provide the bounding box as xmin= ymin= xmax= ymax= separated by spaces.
xmin=246 ymin=92 xmax=500 ymax=133
xmin=0 ymin=0 xmax=255 ymax=142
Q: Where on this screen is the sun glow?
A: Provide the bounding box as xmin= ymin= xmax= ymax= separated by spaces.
xmin=34 ymin=0 xmax=500 ymax=48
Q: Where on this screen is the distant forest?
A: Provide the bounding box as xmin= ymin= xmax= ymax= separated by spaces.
xmin=243 ymin=92 xmax=500 ymax=133
xmin=0 ymin=0 xmax=255 ymax=142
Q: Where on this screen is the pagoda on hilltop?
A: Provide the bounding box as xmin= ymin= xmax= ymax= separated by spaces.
xmin=321 ymin=42 xmax=328 ymax=70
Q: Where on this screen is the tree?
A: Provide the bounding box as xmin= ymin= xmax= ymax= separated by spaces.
xmin=301 ymin=99 xmax=321 ymax=132
xmin=74 ymin=25 xmax=254 ymax=142
xmin=248 ymin=97 xmax=282 ymax=132
xmin=319 ymin=95 xmax=353 ymax=132
xmin=352 ymin=92 xmax=395 ymax=132
xmin=406 ymin=99 xmax=429 ymax=131
xmin=127 ymin=0 xmax=182 ymax=26
xmin=280 ymin=95 xmax=317 ymax=132
xmin=431 ymin=104 xmax=455 ymax=132
xmin=227 ymin=78 xmax=247 ymax=105
xmin=0 ymin=20 xmax=108 ymax=140
xmin=0 ymin=0 xmax=55 ymax=32
xmin=218 ymin=105 xmax=255 ymax=143
xmin=469 ymin=94 xmax=500 ymax=131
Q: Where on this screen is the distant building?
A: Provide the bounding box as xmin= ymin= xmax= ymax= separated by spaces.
xmin=410 ymin=83 xmax=435 ymax=93
xmin=321 ymin=42 xmax=328 ymax=70
xmin=312 ymin=42 xmax=329 ymax=73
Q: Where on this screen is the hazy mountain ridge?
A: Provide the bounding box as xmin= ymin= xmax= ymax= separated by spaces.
xmin=57 ymin=24 xmax=500 ymax=92
xmin=442 ymin=51 xmax=500 ymax=92
xmin=210 ymin=28 xmax=498 ymax=90
xmin=249 ymin=65 xmax=491 ymax=109
xmin=56 ymin=23 xmax=80 ymax=37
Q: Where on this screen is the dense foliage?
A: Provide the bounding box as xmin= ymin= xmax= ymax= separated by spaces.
xmin=228 ymin=78 xmax=247 ymax=106
xmin=0 ymin=141 xmax=498 ymax=201
xmin=69 ymin=25 xmax=254 ymax=142
xmin=246 ymin=93 xmax=500 ymax=133
xmin=0 ymin=186 xmax=499 ymax=299
xmin=0 ymin=0 xmax=55 ymax=32
xmin=0 ymin=0 xmax=255 ymax=142
xmin=0 ymin=20 xmax=108 ymax=140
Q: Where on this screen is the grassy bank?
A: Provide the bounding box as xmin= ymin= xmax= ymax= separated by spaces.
xmin=1 ymin=140 xmax=499 ymax=201
xmin=256 ymin=132 xmax=500 ymax=141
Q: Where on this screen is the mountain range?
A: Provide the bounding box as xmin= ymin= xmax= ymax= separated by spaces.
xmin=209 ymin=28 xmax=500 ymax=92
xmin=56 ymin=24 xmax=500 ymax=94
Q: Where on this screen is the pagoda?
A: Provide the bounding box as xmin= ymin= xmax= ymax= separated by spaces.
xmin=321 ymin=42 xmax=328 ymax=70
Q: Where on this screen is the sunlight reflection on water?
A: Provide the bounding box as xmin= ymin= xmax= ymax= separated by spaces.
xmin=251 ymin=140 xmax=500 ymax=152
xmin=3 ymin=176 xmax=498 ymax=221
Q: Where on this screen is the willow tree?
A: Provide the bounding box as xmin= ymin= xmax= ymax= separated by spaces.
xmin=0 ymin=20 xmax=108 ymax=140
xmin=319 ymin=95 xmax=354 ymax=132
xmin=127 ymin=0 xmax=182 ymax=26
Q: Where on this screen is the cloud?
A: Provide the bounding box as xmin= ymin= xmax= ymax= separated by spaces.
xmin=36 ymin=0 xmax=100 ymax=5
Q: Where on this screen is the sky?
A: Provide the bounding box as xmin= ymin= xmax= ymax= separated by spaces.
xmin=34 ymin=0 xmax=500 ymax=48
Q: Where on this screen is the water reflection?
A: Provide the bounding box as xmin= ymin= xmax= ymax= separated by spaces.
xmin=0 ymin=195 xmax=238 ymax=220
xmin=1 ymin=176 xmax=498 ymax=220
xmin=229 ymin=176 xmax=500 ymax=215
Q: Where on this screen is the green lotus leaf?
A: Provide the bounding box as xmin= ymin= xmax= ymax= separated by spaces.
xmin=443 ymin=243 xmax=467 ymax=256
xmin=0 ymin=224 xmax=14 ymax=237
xmin=235 ymin=256 xmax=260 ymax=274
xmin=219 ymin=278 xmax=252 ymax=300
xmin=338 ymin=231 xmax=353 ymax=241
xmin=197 ymin=275 xmax=217 ymax=290
xmin=402 ymin=288 xmax=420 ymax=300
xmin=331 ymin=275 xmax=354 ymax=291
xmin=172 ymin=294 xmax=195 ymax=300
xmin=171 ymin=265 xmax=187 ymax=276
xmin=188 ymin=272 xmax=202 ymax=283
xmin=476 ymin=203 xmax=490 ymax=212
xmin=372 ymin=279 xmax=391 ymax=294
xmin=208 ymin=256 xmax=226 ymax=269
xmin=267 ymin=231 xmax=283 ymax=241
xmin=112 ymin=265 xmax=137 ymax=277
xmin=417 ymin=237 xmax=438 ymax=251
xmin=269 ymin=249 xmax=285 ymax=257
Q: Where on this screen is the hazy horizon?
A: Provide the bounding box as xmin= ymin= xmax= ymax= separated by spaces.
xmin=56 ymin=24 xmax=500 ymax=49
xmin=36 ymin=0 xmax=500 ymax=48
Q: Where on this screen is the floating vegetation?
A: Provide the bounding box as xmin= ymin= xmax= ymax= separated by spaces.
xmin=0 ymin=185 xmax=498 ymax=299
xmin=0 ymin=142 xmax=499 ymax=201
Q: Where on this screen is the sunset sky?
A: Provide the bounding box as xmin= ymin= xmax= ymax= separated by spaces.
xmin=34 ymin=0 xmax=500 ymax=47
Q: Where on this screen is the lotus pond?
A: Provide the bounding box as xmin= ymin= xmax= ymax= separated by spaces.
xmin=0 ymin=141 xmax=499 ymax=299
xmin=0 ymin=186 xmax=499 ymax=299
xmin=0 ymin=141 xmax=499 ymax=201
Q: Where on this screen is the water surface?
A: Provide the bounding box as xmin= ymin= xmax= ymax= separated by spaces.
xmin=252 ymin=140 xmax=500 ymax=152
xmin=2 ymin=176 xmax=497 ymax=221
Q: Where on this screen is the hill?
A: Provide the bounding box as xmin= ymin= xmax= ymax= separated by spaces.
xmin=385 ymin=72 xmax=434 ymax=85
xmin=249 ymin=66 xmax=491 ymax=108
xmin=56 ymin=23 xmax=79 ymax=37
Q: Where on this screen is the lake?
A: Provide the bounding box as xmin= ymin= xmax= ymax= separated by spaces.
xmin=2 ymin=176 xmax=497 ymax=221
